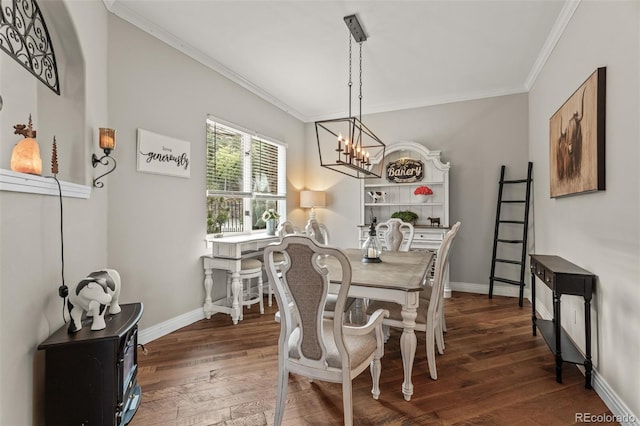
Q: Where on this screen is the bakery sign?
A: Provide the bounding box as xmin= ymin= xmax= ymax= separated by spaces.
xmin=386 ymin=158 xmax=424 ymax=183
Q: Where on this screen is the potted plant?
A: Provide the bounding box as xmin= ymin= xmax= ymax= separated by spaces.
xmin=261 ymin=208 xmax=281 ymax=235
xmin=391 ymin=210 xmax=418 ymax=225
xmin=414 ymin=185 xmax=433 ymax=203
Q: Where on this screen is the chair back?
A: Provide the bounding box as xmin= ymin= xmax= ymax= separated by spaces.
xmin=264 ymin=235 xmax=352 ymax=369
xmin=305 ymin=219 xmax=330 ymax=245
xmin=277 ymin=221 xmax=299 ymax=236
xmin=376 ymin=218 xmax=414 ymax=252
xmin=427 ymin=222 xmax=461 ymax=317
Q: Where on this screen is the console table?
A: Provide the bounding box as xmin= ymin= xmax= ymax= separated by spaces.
xmin=530 ymin=254 xmax=595 ymax=389
xmin=202 ymin=233 xmax=280 ymax=324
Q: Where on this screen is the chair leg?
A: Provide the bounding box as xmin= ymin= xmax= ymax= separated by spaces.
xmin=370 ymin=354 xmax=382 ymax=400
xmin=426 ymin=323 xmax=437 ymax=380
xmin=258 ymin=275 xmax=264 ymax=314
xmin=341 ymin=380 xmax=354 ymax=426
xmin=382 ymin=324 xmax=390 ymax=343
xmin=274 ymin=366 xmax=289 ymax=426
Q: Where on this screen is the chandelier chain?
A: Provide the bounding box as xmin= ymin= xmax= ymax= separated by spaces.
xmin=348 ymin=33 xmax=353 ymax=119
xmin=359 ymin=42 xmax=363 ymax=121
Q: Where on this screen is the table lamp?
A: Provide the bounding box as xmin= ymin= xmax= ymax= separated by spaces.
xmin=300 ymin=190 xmax=326 ymax=220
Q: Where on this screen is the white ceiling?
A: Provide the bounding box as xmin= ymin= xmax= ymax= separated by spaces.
xmin=105 ymin=1 xmax=576 ymax=123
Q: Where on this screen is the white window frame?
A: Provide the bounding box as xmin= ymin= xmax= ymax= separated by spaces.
xmin=206 ymin=115 xmax=287 ymax=235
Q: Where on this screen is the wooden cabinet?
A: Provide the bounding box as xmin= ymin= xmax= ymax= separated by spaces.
xmin=38 ymin=303 xmax=144 ymax=426
xmin=359 ymin=141 xmax=452 ymax=295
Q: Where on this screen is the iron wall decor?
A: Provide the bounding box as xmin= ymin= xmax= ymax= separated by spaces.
xmin=386 ymin=158 xmax=424 ymax=183
xmin=0 ymin=0 xmax=60 ymax=95
xmin=549 ymin=67 xmax=606 ymax=198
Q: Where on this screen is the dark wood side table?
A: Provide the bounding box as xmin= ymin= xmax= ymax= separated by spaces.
xmin=530 ymin=255 xmax=595 ymax=389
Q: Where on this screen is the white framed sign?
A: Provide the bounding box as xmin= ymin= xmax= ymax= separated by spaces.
xmin=137 ymin=128 xmax=191 ymax=178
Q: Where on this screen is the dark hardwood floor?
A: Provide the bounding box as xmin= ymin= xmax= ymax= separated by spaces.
xmin=130 ymin=293 xmax=615 ymax=425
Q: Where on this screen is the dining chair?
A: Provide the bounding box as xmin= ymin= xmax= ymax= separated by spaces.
xmin=376 ymin=218 xmax=414 ymax=252
xmin=265 ymin=221 xmax=300 ymax=307
xmin=304 ymin=219 xmax=358 ymax=320
xmin=366 ymin=221 xmax=461 ymax=380
xmin=264 ymin=235 xmax=389 ymax=426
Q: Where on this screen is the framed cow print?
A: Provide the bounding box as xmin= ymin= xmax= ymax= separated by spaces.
xmin=549 ymin=67 xmax=606 ymax=198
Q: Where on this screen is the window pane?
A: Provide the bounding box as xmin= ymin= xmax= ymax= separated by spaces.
xmin=206 ymin=122 xmax=245 ymax=192
xmin=251 ymin=137 xmax=280 ymax=195
xmin=207 ymin=196 xmax=245 ymax=234
xmin=251 ymin=198 xmax=280 ymax=231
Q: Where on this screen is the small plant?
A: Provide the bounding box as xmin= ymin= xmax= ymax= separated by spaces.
xmin=391 ymin=210 xmax=418 ymax=224
xmin=414 ymin=185 xmax=433 ymax=196
xmin=261 ymin=208 xmax=281 ymax=222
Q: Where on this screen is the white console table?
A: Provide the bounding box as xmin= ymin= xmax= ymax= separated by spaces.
xmin=201 ymin=233 xmax=280 ymax=324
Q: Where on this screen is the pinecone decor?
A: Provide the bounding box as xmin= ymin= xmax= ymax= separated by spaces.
xmin=51 ymin=137 xmax=59 ymax=175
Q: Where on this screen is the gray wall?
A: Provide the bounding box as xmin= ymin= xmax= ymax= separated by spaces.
xmin=0 ymin=2 xmax=109 ymax=425
xmin=529 ymin=1 xmax=639 ymax=418
xmin=304 ymin=94 xmax=530 ymax=288
xmin=106 ymin=15 xmax=306 ymax=329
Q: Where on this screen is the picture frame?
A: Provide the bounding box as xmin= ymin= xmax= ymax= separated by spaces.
xmin=137 ymin=128 xmax=191 ymax=178
xmin=549 ymin=67 xmax=606 ymax=198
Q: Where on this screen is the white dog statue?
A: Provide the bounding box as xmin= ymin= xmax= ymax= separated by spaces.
xmin=67 ymin=269 xmax=122 ymax=333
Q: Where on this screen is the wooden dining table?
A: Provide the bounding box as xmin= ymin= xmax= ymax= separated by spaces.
xmin=323 ymin=248 xmax=434 ymax=402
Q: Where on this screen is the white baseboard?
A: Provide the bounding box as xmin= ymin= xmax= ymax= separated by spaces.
xmin=138 ymin=285 xmax=637 ymax=424
xmin=137 ymin=307 xmax=205 ymax=345
xmin=450 ymin=281 xmax=531 ymax=300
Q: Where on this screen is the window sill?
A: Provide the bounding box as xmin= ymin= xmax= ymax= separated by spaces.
xmin=0 ymin=168 xmax=91 ymax=199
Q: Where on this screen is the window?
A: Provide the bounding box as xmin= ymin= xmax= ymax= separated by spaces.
xmin=206 ymin=117 xmax=286 ymax=235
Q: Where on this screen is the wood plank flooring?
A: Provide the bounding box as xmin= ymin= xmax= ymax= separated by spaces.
xmin=130 ymin=293 xmax=615 ymax=425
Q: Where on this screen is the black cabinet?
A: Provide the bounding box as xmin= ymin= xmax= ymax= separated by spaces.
xmin=530 ymin=255 xmax=594 ymax=389
xmin=38 ymin=303 xmax=143 ymax=425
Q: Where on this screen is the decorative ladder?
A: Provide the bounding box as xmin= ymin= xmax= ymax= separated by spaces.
xmin=488 ymin=162 xmax=533 ymax=307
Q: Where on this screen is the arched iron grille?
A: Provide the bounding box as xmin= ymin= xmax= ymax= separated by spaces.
xmin=0 ymin=0 xmax=60 ymax=95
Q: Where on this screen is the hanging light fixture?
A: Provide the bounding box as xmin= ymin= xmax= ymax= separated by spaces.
xmin=315 ymin=14 xmax=385 ymax=179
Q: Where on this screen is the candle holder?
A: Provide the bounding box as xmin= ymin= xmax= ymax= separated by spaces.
xmin=361 ymin=222 xmax=382 ymax=263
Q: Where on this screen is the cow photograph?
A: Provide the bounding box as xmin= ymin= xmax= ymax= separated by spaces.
xmin=549 ymin=67 xmax=606 ymax=197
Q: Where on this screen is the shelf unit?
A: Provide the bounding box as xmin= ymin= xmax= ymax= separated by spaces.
xmin=358 ymin=141 xmax=452 ymax=296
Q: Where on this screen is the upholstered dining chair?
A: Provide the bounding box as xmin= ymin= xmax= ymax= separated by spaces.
xmin=376 ymin=218 xmax=414 ymax=252
xmin=304 ymin=218 xmax=330 ymax=245
xmin=265 ymin=221 xmax=300 ymax=307
xmin=366 ymin=221 xmax=461 ymax=380
xmin=264 ymin=235 xmax=389 ymax=426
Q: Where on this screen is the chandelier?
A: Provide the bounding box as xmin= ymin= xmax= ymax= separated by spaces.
xmin=315 ymin=14 xmax=385 ymax=179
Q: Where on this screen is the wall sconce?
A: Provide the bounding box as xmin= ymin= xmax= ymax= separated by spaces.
xmin=300 ymin=190 xmax=326 ymax=220
xmin=92 ymin=128 xmax=116 ymax=188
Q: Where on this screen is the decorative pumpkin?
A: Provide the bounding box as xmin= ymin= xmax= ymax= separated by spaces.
xmin=11 ymin=115 xmax=42 ymax=175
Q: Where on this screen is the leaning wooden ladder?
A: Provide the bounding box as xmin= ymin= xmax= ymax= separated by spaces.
xmin=488 ymin=162 xmax=533 ymax=307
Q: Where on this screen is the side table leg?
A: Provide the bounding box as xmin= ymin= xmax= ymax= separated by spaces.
xmin=584 ymin=296 xmax=593 ymax=389
xmin=203 ymin=265 xmax=213 ymax=319
xmin=231 ymin=272 xmax=242 ymax=325
xmin=554 ymin=292 xmax=563 ymax=384
xmin=531 ymin=271 xmax=537 ymax=336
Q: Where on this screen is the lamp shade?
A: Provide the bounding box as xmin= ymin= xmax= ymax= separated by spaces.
xmin=300 ymin=190 xmax=326 ymax=209
xmin=99 ymin=128 xmax=116 ymax=150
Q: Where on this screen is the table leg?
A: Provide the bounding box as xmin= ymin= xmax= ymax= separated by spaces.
xmin=584 ymin=296 xmax=593 ymax=389
xmin=231 ymin=272 xmax=242 ymax=325
xmin=203 ymin=266 xmax=214 ymax=319
xmin=554 ymin=292 xmax=563 ymax=384
xmin=531 ymin=271 xmax=537 ymax=336
xmin=400 ymin=302 xmax=418 ymax=401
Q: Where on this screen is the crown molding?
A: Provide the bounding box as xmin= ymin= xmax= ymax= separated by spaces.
xmin=525 ymin=0 xmax=581 ymax=90
xmin=102 ymin=0 xmax=307 ymax=122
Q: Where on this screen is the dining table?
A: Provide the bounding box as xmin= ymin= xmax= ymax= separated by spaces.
xmin=323 ymin=248 xmax=434 ymax=402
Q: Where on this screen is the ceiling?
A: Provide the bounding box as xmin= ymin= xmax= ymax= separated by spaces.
xmin=105 ymin=1 xmax=576 ymax=123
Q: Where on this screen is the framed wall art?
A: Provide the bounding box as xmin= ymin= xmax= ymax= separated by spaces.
xmin=137 ymin=128 xmax=191 ymax=178
xmin=549 ymin=67 xmax=606 ymax=198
